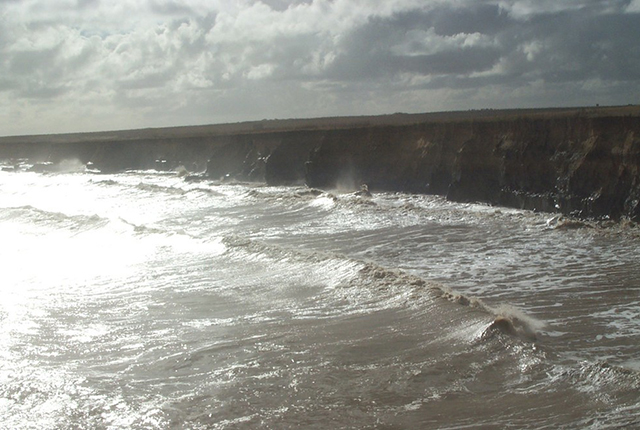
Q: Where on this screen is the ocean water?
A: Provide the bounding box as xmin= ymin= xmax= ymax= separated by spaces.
xmin=1 ymin=163 xmax=639 ymax=429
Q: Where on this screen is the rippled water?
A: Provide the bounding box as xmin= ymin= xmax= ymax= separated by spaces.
xmin=1 ymin=166 xmax=640 ymax=429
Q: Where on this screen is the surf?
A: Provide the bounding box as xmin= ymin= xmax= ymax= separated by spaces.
xmin=1 ymin=166 xmax=640 ymax=429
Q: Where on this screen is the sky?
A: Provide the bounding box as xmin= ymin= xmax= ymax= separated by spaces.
xmin=1 ymin=0 xmax=639 ymax=136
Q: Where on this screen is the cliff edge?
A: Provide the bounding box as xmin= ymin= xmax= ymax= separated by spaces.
xmin=1 ymin=106 xmax=639 ymax=220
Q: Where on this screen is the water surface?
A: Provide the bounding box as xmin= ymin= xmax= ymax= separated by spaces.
xmin=1 ymin=166 xmax=639 ymax=429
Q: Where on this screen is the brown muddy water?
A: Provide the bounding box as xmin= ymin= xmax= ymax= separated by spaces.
xmin=1 ymin=166 xmax=639 ymax=429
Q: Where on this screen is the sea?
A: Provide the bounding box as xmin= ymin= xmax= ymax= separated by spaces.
xmin=1 ymin=160 xmax=639 ymax=429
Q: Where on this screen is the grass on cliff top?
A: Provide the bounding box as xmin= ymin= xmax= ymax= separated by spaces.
xmin=1 ymin=105 xmax=638 ymax=144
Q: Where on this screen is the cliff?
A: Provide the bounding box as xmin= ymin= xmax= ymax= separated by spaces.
xmin=303 ymin=113 xmax=640 ymax=220
xmin=1 ymin=106 xmax=639 ymax=220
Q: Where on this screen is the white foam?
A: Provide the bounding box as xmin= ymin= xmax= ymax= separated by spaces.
xmin=309 ymin=194 xmax=336 ymax=209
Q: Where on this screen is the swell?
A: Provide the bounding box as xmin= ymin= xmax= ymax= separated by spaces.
xmin=0 ymin=205 xmax=111 ymax=231
xmin=219 ymin=229 xmax=640 ymax=399
xmin=216 ymin=234 xmax=640 ymax=415
xmin=91 ymin=176 xmax=223 ymax=197
xmin=220 ymin=234 xmax=545 ymax=345
xmin=548 ymin=360 xmax=640 ymax=427
xmin=0 ymin=203 xmax=196 ymax=239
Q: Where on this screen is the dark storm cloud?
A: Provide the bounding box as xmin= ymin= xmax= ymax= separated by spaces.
xmin=420 ymin=4 xmax=510 ymax=36
xmin=402 ymin=48 xmax=502 ymax=75
xmin=325 ymin=8 xmax=505 ymax=81
xmin=531 ymin=10 xmax=640 ymax=83
xmin=323 ymin=2 xmax=640 ymax=92
xmin=487 ymin=7 xmax=640 ymax=86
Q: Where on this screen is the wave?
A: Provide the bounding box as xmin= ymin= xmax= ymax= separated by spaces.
xmin=571 ymin=360 xmax=640 ymax=387
xmin=549 ymin=360 xmax=640 ymax=427
xmin=22 ymin=158 xmax=88 ymax=174
xmin=0 ymin=204 xmax=197 ymax=244
xmin=117 ymin=218 xmax=168 ymax=235
xmin=91 ymin=177 xmax=223 ymax=198
xmin=89 ymin=178 xmax=120 ymax=186
xmin=244 ymin=186 xmax=377 ymax=209
xmin=437 ymin=287 xmax=544 ymax=342
xmin=241 ymin=186 xmax=547 ymax=234
xmin=136 ymin=182 xmax=187 ymax=195
xmin=185 ymin=187 xmax=224 ymax=197
xmin=0 ymin=205 xmax=111 ymax=231
xmin=220 ymin=234 xmax=545 ymax=345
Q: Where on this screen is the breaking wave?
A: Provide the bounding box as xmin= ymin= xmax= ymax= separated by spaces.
xmin=2 ymin=168 xmax=640 ymax=429
xmin=0 ymin=205 xmax=110 ymax=231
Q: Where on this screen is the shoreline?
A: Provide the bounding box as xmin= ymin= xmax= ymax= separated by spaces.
xmin=2 ymin=105 xmax=640 ymax=221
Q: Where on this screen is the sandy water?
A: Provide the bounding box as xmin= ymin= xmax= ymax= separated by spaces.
xmin=1 ymin=166 xmax=639 ymax=429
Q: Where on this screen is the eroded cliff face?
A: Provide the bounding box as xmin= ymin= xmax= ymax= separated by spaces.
xmin=2 ymin=109 xmax=639 ymax=220
xmin=452 ymin=116 xmax=640 ymax=220
xmin=302 ymin=115 xmax=640 ymax=220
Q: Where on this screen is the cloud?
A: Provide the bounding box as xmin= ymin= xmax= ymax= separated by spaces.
xmin=628 ymin=0 xmax=640 ymax=12
xmin=0 ymin=0 xmax=639 ymax=135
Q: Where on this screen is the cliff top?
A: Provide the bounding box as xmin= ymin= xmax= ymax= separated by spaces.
xmin=2 ymin=105 xmax=639 ymax=145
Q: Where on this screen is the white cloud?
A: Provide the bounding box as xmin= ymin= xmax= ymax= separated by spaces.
xmin=496 ymin=0 xmax=582 ymax=19
xmin=391 ymin=28 xmax=496 ymax=57
xmin=521 ymin=40 xmax=544 ymax=62
xmin=627 ymin=0 xmax=640 ymax=12
xmin=246 ymin=63 xmax=275 ymax=80
xmin=0 ymin=0 xmax=639 ymax=135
